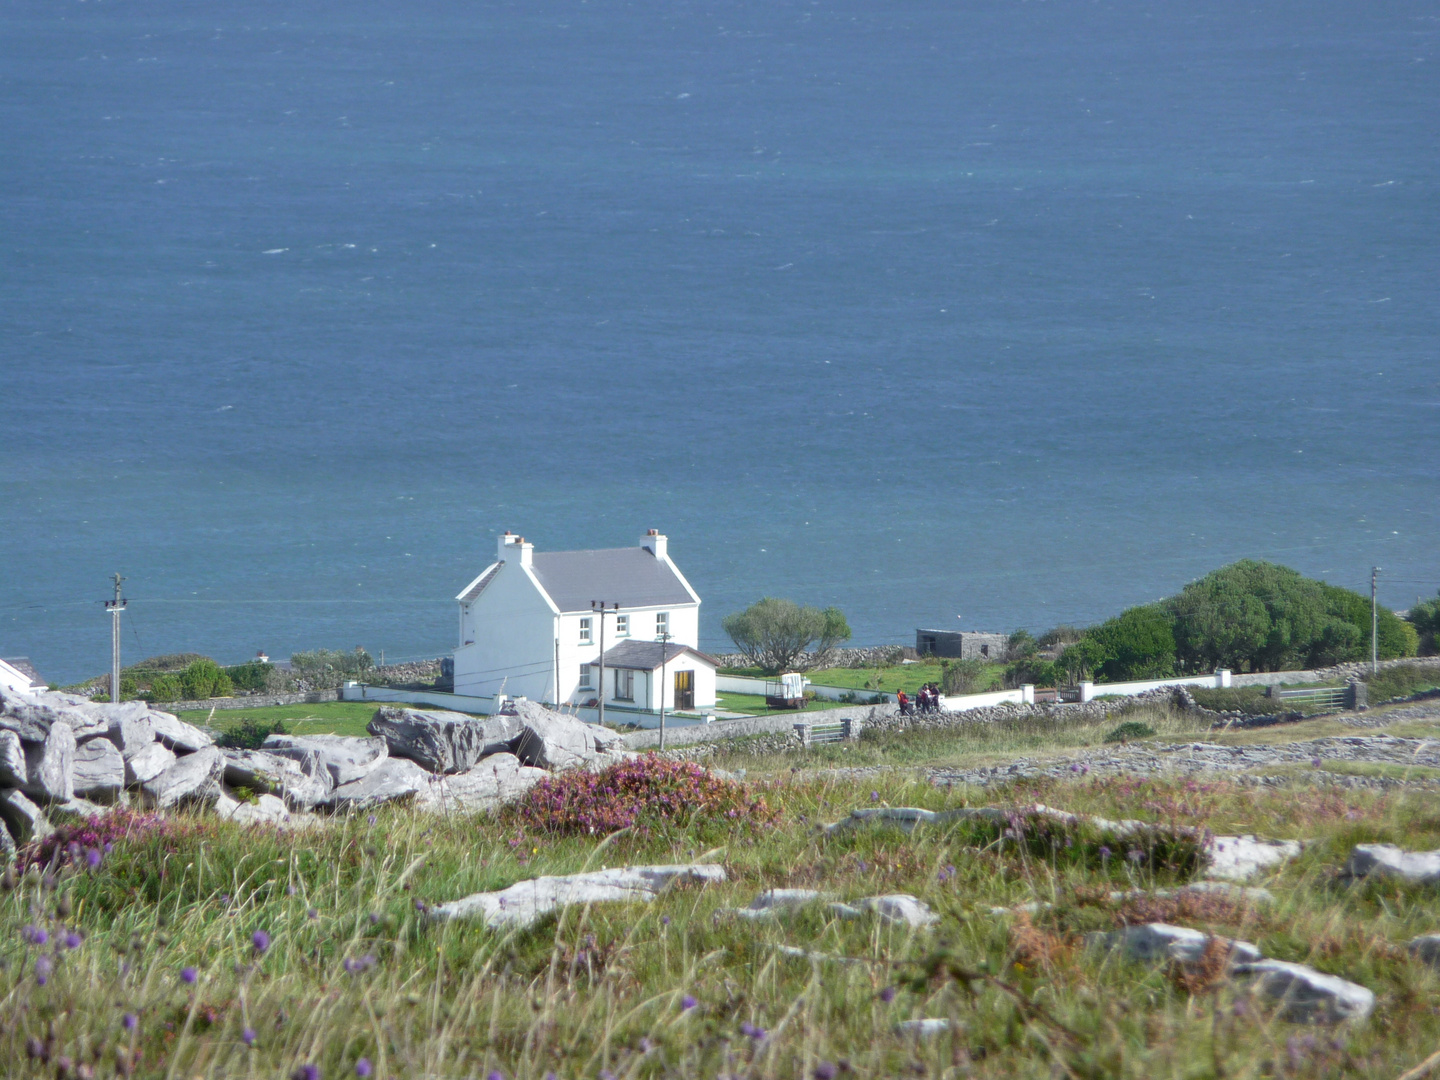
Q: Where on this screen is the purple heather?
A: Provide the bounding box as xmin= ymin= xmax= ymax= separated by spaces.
xmin=63 ymin=932 xmax=82 ymax=949
xmin=681 ymin=994 xmax=698 ymax=1010
xmin=814 ymin=1062 xmax=838 ymax=1080
xmin=122 ymin=1013 xmax=138 ymax=1031
xmin=252 ymin=930 xmax=271 ymax=953
xmin=180 ymin=966 xmax=198 ymax=984
xmin=355 ymin=1059 xmax=373 ymax=1077
xmin=242 ymin=1027 xmax=257 ymax=1046
xmin=35 ymin=955 xmax=53 ymax=984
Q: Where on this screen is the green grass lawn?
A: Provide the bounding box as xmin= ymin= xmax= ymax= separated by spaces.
xmin=806 ymin=661 xmax=1004 ymax=695
xmin=715 ymin=692 xmax=851 ymax=716
xmin=177 ymin=700 xmax=391 ymax=739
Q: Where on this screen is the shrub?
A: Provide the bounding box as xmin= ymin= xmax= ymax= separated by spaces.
xmin=1405 ymin=592 xmax=1440 ymax=655
xmin=940 ymin=658 xmax=987 ymax=695
xmin=1084 ymin=605 xmax=1177 ymax=682
xmin=225 ymin=660 xmax=275 ymax=693
xmin=20 ymin=809 xmax=184 ymax=872
xmin=509 ymin=755 xmax=779 ymax=840
xmin=1006 ymin=629 xmax=1038 ymax=661
xmin=1037 ymin=624 xmax=1084 ymax=649
xmin=147 ymin=674 xmax=181 ymax=703
xmin=1364 ymin=663 xmax=1440 ymax=704
xmin=721 ymin=598 xmax=851 ymax=674
xmin=1105 ymin=720 xmax=1156 ymax=743
xmin=216 ymin=717 xmax=289 ymax=751
xmin=176 ymin=658 xmax=232 ymax=700
xmin=290 ymin=647 xmax=374 ymax=689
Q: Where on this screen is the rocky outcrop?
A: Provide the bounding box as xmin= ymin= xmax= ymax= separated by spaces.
xmin=1086 ymin=923 xmax=1262 ymax=966
xmin=0 ymin=730 xmax=27 ymax=788
xmin=1343 ymin=843 xmax=1440 ymax=884
xmin=140 ymin=746 xmax=224 ymax=810
xmin=510 ymin=702 xmax=631 ymax=770
xmin=72 ymin=738 xmax=125 ymax=802
xmin=0 ymin=789 xmax=52 ymax=844
xmin=367 ymin=708 xmax=520 ymax=773
xmin=220 ymin=748 xmax=333 ymax=809
xmin=325 ymin=757 xmax=429 ymax=810
xmin=430 ymin=863 xmax=727 ymax=930
xmin=413 ymin=753 xmax=548 ymax=813
xmin=22 ymin=722 xmax=75 ymax=803
xmin=144 ymin=711 xmax=213 ymax=753
xmin=262 ymin=734 xmax=388 ymax=786
xmin=1235 ymin=960 xmax=1375 ymax=1023
xmin=125 ymin=741 xmax=176 ymax=787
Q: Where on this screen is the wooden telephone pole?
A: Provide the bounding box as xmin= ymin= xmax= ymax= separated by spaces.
xmin=104 ymin=573 xmax=127 ymax=702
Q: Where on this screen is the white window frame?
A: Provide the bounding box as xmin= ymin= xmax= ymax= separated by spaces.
xmin=578 ymin=664 xmax=593 ymax=689
xmin=616 ymin=614 xmax=630 ymax=637
xmin=613 ymin=668 xmax=634 ymax=701
xmin=579 ymin=617 xmax=592 ymax=644
xmin=656 ymin=612 xmax=669 ymax=637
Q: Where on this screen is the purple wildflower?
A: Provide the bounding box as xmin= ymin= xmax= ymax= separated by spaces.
xmin=23 ymin=925 xmax=48 ymax=945
xmin=355 ymin=1060 xmax=373 ymax=1078
xmin=367 ymin=815 xmax=377 ymax=827
xmin=103 ymin=841 xmax=113 ymax=853
xmin=1312 ymin=757 xmax=1322 ymax=768
xmin=292 ymin=1066 xmax=321 ymax=1080
xmin=486 ymin=1071 xmax=504 ymax=1080
xmin=814 ymin=1062 xmax=838 ymax=1080
xmin=681 ymin=994 xmax=698 ymax=1010
xmin=252 ymin=930 xmax=271 ymax=953
xmin=122 ymin=1013 xmax=138 ymax=1031
xmin=1099 ymin=845 xmax=1112 ymax=860
xmin=369 ymin=912 xmax=380 ymax=925
xmin=242 ymin=1027 xmax=257 ymax=1046
xmin=661 ymin=915 xmax=670 ymax=926
xmin=63 ymin=931 xmax=83 ymax=950
xmin=35 ymin=955 xmax=53 ymax=984
xmin=308 ymin=908 xmax=319 ymax=920
xmin=86 ymin=848 xmax=102 ymax=869
xmin=180 ymin=966 xmax=198 ymax=985
xmin=879 ymin=986 xmax=896 ymax=1003
xmin=870 ymin=791 xmax=879 ymax=802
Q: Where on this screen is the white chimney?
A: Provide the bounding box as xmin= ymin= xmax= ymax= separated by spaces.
xmin=641 ymin=528 xmax=668 ymax=560
xmin=497 ymin=530 xmax=518 ymax=562
xmin=516 ymin=536 xmax=533 ymax=567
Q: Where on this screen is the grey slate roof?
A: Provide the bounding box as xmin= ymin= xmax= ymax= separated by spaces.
xmin=599 ymin=640 xmax=717 ymax=671
xmin=458 ymin=563 xmax=501 ymax=603
xmin=1 ymin=657 xmax=44 ymax=687
xmin=530 ymin=548 xmax=695 ymax=613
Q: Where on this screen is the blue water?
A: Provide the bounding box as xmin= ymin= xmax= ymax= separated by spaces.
xmin=3 ymin=0 xmax=1437 ymax=684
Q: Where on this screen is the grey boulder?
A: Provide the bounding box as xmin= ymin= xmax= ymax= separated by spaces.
xmin=0 ymin=730 xmax=27 ymax=788
xmin=221 ymin=748 xmax=333 ymax=809
xmin=833 ymin=894 xmax=940 ymax=928
xmin=72 ymin=738 xmax=125 ymax=802
xmin=325 ymin=756 xmax=429 ymax=809
xmin=49 ymin=798 xmax=116 ymax=824
xmin=23 ymin=721 xmax=75 ymax=803
xmin=413 ymin=753 xmax=547 ymax=812
xmin=1235 ymin=960 xmax=1375 ymax=1023
xmin=215 ymin=792 xmax=291 ymax=826
xmin=367 ymin=707 xmax=520 ymax=774
xmin=0 ymin=788 xmax=53 ymax=844
xmin=101 ymin=713 xmax=157 ymax=759
xmin=125 ymin=741 xmax=177 ymax=786
xmin=1086 ymin=922 xmax=1261 ymax=966
xmin=140 ymin=746 xmax=224 ymax=810
xmin=263 ymin=734 xmax=388 ymax=786
xmin=1409 ymin=935 xmax=1440 ymax=967
xmin=430 ymin=863 xmax=727 ymax=930
xmin=1344 ymin=843 xmax=1440 ymax=885
xmin=147 ymin=711 xmax=215 ymax=753
xmin=0 ymin=690 xmax=109 ymax=741
xmin=510 ymin=703 xmax=629 ymax=771
xmin=1204 ymin=834 xmax=1304 ymax=882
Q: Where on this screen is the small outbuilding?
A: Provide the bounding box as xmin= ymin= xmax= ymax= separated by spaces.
xmin=915 ymin=630 xmax=1008 ymax=660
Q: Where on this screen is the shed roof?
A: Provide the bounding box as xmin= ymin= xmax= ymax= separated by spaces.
xmin=599 ymin=640 xmax=717 ymax=671
xmin=530 ymin=548 xmax=696 ymax=613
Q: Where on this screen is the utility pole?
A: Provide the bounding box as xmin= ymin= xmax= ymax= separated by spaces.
xmin=553 ymin=638 xmax=560 ymax=708
xmin=591 ymin=601 xmax=618 ymax=728
xmin=1372 ymin=567 xmax=1381 ymax=674
xmin=104 ymin=573 xmax=127 ymax=702
xmin=657 ymin=630 xmax=671 ymax=751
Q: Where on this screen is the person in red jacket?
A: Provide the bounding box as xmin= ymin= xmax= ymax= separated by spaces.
xmin=897 ymin=689 xmax=911 ymax=715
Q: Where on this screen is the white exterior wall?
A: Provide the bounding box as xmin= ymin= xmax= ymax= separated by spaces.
xmin=555 ymin=604 xmax=701 ymax=706
xmin=453 ymin=563 xmax=559 ymax=701
xmin=591 ymin=659 xmax=716 ymax=711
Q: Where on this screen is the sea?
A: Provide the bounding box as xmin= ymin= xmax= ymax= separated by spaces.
xmin=2 ymin=0 xmax=1437 ymax=685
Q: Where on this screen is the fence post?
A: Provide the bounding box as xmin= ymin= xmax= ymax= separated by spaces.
xmin=1346 ymin=682 xmax=1368 ymax=712
xmin=1217 ymin=669 xmax=1232 ymax=688
xmin=794 ymin=722 xmax=812 ymax=748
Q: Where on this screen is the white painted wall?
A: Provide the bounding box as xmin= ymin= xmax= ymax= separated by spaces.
xmin=1078 ymin=670 xmax=1232 ymax=701
xmin=453 ymin=561 xmax=558 ymax=701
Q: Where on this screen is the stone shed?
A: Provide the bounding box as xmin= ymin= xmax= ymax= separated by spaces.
xmin=915 ymin=630 xmax=1008 ymax=661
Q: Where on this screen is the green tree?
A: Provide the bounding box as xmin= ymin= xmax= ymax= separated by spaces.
xmin=940 ymin=658 xmax=987 ymax=695
xmin=148 ymin=675 xmax=181 ymax=703
xmin=1084 ymin=605 xmax=1177 ymax=682
xmin=1407 ymin=592 xmax=1440 ymax=655
xmin=721 ymin=598 xmax=852 ymax=674
xmin=177 ymin=658 xmax=233 ymax=700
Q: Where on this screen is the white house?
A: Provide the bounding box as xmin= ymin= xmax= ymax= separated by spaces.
xmin=453 ymin=530 xmax=717 ymax=712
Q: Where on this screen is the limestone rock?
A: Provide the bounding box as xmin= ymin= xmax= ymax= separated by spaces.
xmin=220 ymin=748 xmax=333 ymax=809
xmin=1203 ymin=834 xmax=1303 ymax=882
xmin=74 ymin=699 xmax=150 ymax=740
xmin=0 ymin=788 xmax=52 ymax=844
xmin=1235 ymin=960 xmax=1375 ymax=1023
xmin=1344 ymin=843 xmax=1440 ymax=885
xmin=263 ymin=733 xmax=387 ymax=786
xmin=0 ymin=730 xmax=27 ymax=788
xmin=412 ymin=753 xmax=547 ymax=812
xmin=325 ymin=756 xmax=428 ymax=809
xmin=72 ymin=738 xmax=125 ymax=802
xmin=101 ymin=713 xmax=157 ymax=759
xmin=0 ymin=690 xmax=108 ymax=741
xmin=22 ymin=721 xmax=75 ymax=803
xmin=751 ymin=888 xmax=834 ymax=910
xmin=430 ymin=863 xmax=727 ymax=930
xmin=895 ymin=1019 xmax=960 ymax=1038
xmin=845 ymin=894 xmax=939 ymax=928
xmin=1086 ymin=922 xmax=1261 ymax=966
xmin=0 ymin=818 xmax=14 ymax=860
xmin=147 ymin=711 xmax=214 ymax=753
xmin=510 ymin=701 xmax=629 ymax=771
xmin=125 ymin=741 xmax=177 ymax=786
xmin=1408 ymin=935 xmax=1440 ymax=967
xmin=367 ymin=707 xmax=520 ymax=774
xmin=215 ymin=792 xmax=291 ymax=826
xmin=140 ymin=746 xmax=224 ymax=810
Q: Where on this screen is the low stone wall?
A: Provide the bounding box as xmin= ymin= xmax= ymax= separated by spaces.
xmin=1231 ymin=656 xmax=1440 ymax=688
xmin=163 ymin=689 xmax=341 ymax=713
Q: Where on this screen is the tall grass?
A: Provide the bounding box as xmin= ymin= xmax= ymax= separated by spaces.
xmin=5 ymin=770 xmax=1440 ymax=1077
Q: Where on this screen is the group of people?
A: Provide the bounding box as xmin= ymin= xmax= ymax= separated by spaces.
xmin=896 ymin=683 xmax=943 ymax=716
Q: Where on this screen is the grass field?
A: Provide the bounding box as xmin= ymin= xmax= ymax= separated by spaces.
xmin=177 ymin=701 xmax=392 ymax=740
xmin=9 ymin=749 xmax=1440 ymax=1078
xmin=715 ymin=692 xmax=851 ymax=717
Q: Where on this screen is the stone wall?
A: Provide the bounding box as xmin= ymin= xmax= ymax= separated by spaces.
xmin=163 ymin=689 xmax=341 ymax=713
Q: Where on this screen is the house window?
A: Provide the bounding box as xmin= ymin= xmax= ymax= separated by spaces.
xmin=613 ymin=668 xmax=634 ymax=701
xmin=616 ymin=614 xmax=629 ymax=637
xmin=578 ymin=664 xmax=593 ymax=689
xmin=579 ymin=617 xmax=591 ymax=644
xmin=656 ymin=612 xmax=669 ymax=637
